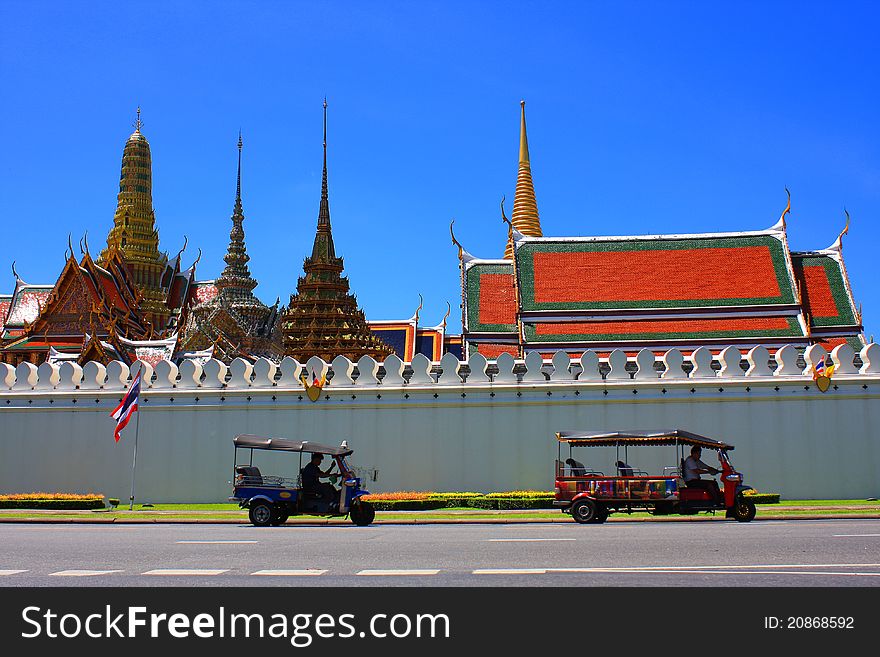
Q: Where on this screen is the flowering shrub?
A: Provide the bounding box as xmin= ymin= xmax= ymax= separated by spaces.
xmin=0 ymin=492 xmax=104 ymax=501
xmin=0 ymin=493 xmax=106 ymax=510
xmin=485 ymin=491 xmax=554 ymax=499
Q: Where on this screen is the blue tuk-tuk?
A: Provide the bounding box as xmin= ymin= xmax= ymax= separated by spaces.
xmin=230 ymin=434 xmax=375 ymax=527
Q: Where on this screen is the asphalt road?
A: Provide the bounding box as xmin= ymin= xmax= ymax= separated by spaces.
xmin=2 ymin=518 xmax=880 ymax=586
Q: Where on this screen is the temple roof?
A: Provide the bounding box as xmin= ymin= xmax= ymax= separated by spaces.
xmin=513 ymin=228 xmax=798 ymax=313
xmin=3 ymin=281 xmax=53 ymax=331
xmin=0 ymin=294 xmax=12 ymax=327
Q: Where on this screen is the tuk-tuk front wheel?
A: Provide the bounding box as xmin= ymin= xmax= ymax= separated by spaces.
xmin=571 ymin=499 xmax=600 ymax=524
xmin=733 ymin=499 xmax=756 ymax=522
xmin=350 ymin=500 xmax=375 ymax=527
xmin=248 ymin=502 xmax=274 ymax=527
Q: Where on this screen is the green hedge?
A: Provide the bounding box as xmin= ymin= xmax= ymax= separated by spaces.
xmin=0 ymin=499 xmax=106 ymax=510
xmin=742 ymin=493 xmax=780 ymax=504
xmin=366 ymin=499 xmax=448 ymax=511
xmin=468 ymin=497 xmax=556 ymax=510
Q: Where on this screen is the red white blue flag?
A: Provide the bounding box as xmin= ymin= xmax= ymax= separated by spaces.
xmin=110 ymin=370 xmax=141 ymax=443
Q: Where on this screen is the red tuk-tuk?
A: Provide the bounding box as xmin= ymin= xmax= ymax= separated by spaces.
xmin=554 ymin=430 xmax=757 ymax=523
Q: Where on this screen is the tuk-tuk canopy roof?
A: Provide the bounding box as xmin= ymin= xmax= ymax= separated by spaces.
xmin=556 ymin=430 xmax=734 ymax=450
xmin=233 ymin=434 xmax=353 ymax=456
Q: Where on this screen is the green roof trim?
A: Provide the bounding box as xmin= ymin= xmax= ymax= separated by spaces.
xmin=465 ymin=262 xmax=518 ymax=333
xmin=793 ymin=254 xmax=857 ymax=327
xmin=523 ymin=316 xmax=804 ymax=343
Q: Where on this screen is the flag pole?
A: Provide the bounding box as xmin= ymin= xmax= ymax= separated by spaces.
xmin=129 ymin=402 xmax=141 ymax=511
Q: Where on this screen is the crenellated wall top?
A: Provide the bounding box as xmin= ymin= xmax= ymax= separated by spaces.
xmin=0 ymin=344 xmax=878 ymax=393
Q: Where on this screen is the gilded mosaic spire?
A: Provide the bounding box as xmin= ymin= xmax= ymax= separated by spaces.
xmin=99 ymin=107 xmax=170 ymax=327
xmin=506 ymin=100 xmax=543 ymax=259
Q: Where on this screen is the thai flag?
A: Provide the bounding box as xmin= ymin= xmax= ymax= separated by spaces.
xmin=110 ymin=370 xmax=141 ymax=443
xmin=814 ymin=359 xmax=826 ymax=378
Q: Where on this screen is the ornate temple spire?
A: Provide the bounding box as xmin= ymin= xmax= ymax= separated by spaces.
xmin=312 ymin=98 xmax=337 ymax=261
xmin=280 ymin=100 xmax=394 ymax=362
xmin=216 ymin=132 xmax=258 ymax=300
xmin=180 ymin=133 xmax=278 ymax=361
xmin=505 ymin=100 xmax=543 ymax=259
xmin=99 ymin=107 xmax=170 ymax=328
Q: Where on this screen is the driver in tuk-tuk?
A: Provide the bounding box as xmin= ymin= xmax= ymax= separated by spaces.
xmin=683 ymin=445 xmax=722 ymax=504
xmin=301 ymin=453 xmax=339 ymax=506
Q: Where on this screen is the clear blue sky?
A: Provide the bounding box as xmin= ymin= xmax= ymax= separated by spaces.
xmin=1 ymin=1 xmax=877 ymax=338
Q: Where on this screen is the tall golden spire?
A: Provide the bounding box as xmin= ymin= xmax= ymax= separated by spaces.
xmin=99 ymin=108 xmax=169 ymax=328
xmin=506 ymin=100 xmax=542 ymax=259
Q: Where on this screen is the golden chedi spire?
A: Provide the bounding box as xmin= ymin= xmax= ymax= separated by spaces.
xmin=505 ymin=100 xmax=543 ymax=259
xmin=99 ymin=107 xmax=170 ymax=328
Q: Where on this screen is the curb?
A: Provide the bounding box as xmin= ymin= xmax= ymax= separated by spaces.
xmin=1 ymin=514 xmax=879 ymax=525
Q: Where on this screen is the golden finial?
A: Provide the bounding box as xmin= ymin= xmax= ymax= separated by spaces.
xmin=413 ymin=294 xmax=424 ymax=325
xmin=780 ymin=186 xmax=791 ymax=229
xmin=441 ymin=301 xmax=451 ymax=328
xmin=519 ymin=100 xmax=529 ymax=165
xmin=841 ymin=208 xmax=851 ymax=240
xmin=135 ymin=106 xmax=142 ymax=132
xmin=449 ymin=219 xmax=464 ymax=261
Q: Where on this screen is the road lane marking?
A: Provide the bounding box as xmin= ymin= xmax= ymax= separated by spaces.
xmin=556 ymin=569 xmax=880 ymax=577
xmin=252 ymin=570 xmax=327 ymax=576
xmin=549 ymin=563 xmax=880 ymax=571
xmin=487 ymin=538 xmax=576 ymax=542
xmin=0 ymin=570 xmax=27 ymax=576
xmin=49 ymin=570 xmax=123 ymax=577
xmin=356 ymin=569 xmax=440 ymax=576
xmin=176 ymin=541 xmax=259 ymax=544
xmin=143 ymin=569 xmax=229 ymax=576
xmin=473 ymin=569 xmax=547 ymax=575
xmin=832 ymin=534 xmax=880 ymax=537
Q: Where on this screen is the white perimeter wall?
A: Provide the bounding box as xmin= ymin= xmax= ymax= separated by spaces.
xmin=1 ymin=345 xmax=879 ymax=502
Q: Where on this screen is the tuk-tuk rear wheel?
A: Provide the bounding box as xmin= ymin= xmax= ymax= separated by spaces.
xmin=734 ymin=499 xmax=756 ymax=522
xmin=271 ymin=508 xmax=289 ymax=526
xmin=248 ymin=502 xmax=273 ymax=527
xmin=571 ymin=499 xmax=599 ymax=524
xmin=350 ymin=500 xmax=375 ymax=526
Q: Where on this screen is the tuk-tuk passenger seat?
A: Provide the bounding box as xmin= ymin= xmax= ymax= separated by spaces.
xmin=235 ymin=466 xmax=263 ymax=486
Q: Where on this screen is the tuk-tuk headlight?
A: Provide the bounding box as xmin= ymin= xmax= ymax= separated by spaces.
xmin=724 ymin=473 xmax=743 ymax=482
xmin=344 ymin=479 xmax=356 ymax=487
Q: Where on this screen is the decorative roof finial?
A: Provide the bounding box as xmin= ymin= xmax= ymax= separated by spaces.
xmin=175 ymin=235 xmax=188 ymax=263
xmin=450 ymin=219 xmax=463 ymax=261
xmin=317 ymin=97 xmax=331 ymax=230
xmin=83 ymin=231 xmax=90 ymax=257
xmin=441 ymin=301 xmax=451 ymax=328
xmin=11 ymin=260 xmax=19 ymax=281
xmin=826 ymin=208 xmax=851 ymax=254
xmin=413 ymin=294 xmax=424 ymax=325
xmin=236 ymin=130 xmax=243 ymax=202
xmin=67 ymin=233 xmax=74 ymax=260
xmin=780 ymin=186 xmax=791 ymax=230
xmin=135 ymin=106 xmax=142 ymax=133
